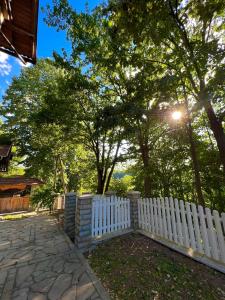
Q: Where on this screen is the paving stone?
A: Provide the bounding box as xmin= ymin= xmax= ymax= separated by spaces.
xmin=20 ymin=278 xmax=34 ymax=289
xmin=35 ymin=260 xmax=51 ymax=271
xmin=0 ymin=216 xmax=108 ymax=300
xmin=16 ymin=264 xmax=35 ymax=287
xmin=76 ymin=273 xmax=96 ymax=300
xmin=52 ymin=259 xmax=65 ymax=273
xmin=33 ymin=271 xmax=56 ymax=282
xmin=0 ymin=270 xmax=7 ymax=285
xmin=48 ymin=274 xmax=72 ymax=300
xmin=13 ymin=288 xmax=29 ymax=300
xmin=31 ymin=277 xmax=55 ymax=293
xmin=0 ymin=240 xmax=11 ymax=250
xmin=28 ymin=292 xmax=47 ymax=300
xmin=61 ymin=285 xmax=77 ymax=300
xmin=72 ymin=265 xmax=86 ymax=285
xmin=90 ymin=291 xmax=101 ymax=300
xmin=64 ymin=262 xmax=76 ymax=274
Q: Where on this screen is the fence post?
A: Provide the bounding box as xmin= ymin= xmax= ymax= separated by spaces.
xmin=127 ymin=191 xmax=141 ymax=230
xmin=75 ymin=194 xmax=93 ymax=252
xmin=64 ymin=192 xmax=76 ymax=240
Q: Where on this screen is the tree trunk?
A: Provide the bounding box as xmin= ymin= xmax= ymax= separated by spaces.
xmin=105 ymin=165 xmax=115 ymax=193
xmin=139 ymin=142 xmax=152 ymax=197
xmin=53 ymin=156 xmax=58 ymax=190
xmin=183 ymin=89 xmax=205 ymax=206
xmin=186 ymin=120 xmax=205 ymax=206
xmin=203 ymin=100 xmax=225 ymax=172
xmin=144 ymin=173 xmax=152 ymax=197
xmin=97 ymin=169 xmax=104 ymax=194
xmin=59 ymin=157 xmax=67 ymax=194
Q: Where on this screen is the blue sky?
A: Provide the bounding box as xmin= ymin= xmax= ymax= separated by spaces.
xmin=0 ymin=0 xmax=102 ymax=101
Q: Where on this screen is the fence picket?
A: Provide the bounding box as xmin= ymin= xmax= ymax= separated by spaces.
xmin=119 ymin=197 xmax=123 ymax=229
xmin=111 ymin=196 xmax=115 ymax=232
xmin=138 ymin=199 xmax=141 ymax=228
xmin=95 ymin=199 xmax=99 ymax=236
xmin=153 ymin=198 xmax=159 ymax=235
xmin=170 ymin=197 xmax=178 ymax=243
xmin=186 ymin=202 xmax=196 ymax=251
xmin=99 ymin=199 xmax=103 ymax=236
xmin=92 ymin=201 xmax=95 ymax=236
xmin=205 ymin=207 xmax=219 ymax=261
xmin=180 ymin=200 xmax=189 ymax=248
xmin=146 ymin=198 xmax=151 ymax=232
xmin=157 ymin=198 xmax=163 ymax=236
xmin=165 ymin=197 xmax=172 ymax=241
xmin=213 ymin=210 xmax=225 ymax=263
xmin=191 ymin=203 xmax=203 ymax=254
xmin=124 ymin=199 xmax=127 ymax=229
xmin=123 ymin=198 xmax=126 ymax=229
xmin=161 ymin=198 xmax=168 ymax=239
xmin=141 ymin=198 xmax=145 ymax=230
xmin=144 ymin=198 xmax=148 ymax=231
xmin=115 ymin=197 xmax=118 ymax=231
xmin=150 ymin=198 xmax=155 ymax=234
xmin=119 ymin=197 xmax=122 ymax=230
xmin=141 ymin=198 xmax=145 ymax=229
xmin=128 ymin=200 xmax=131 ymax=228
xmin=198 ymin=205 xmax=210 ymax=257
xmin=103 ymin=199 xmax=107 ymax=234
xmin=120 ymin=198 xmax=123 ymax=229
xmin=174 ymin=199 xmax=183 ymax=245
xmin=107 ymin=198 xmax=110 ymax=233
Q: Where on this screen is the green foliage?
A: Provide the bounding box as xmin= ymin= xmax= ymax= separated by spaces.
xmin=31 ymin=186 xmax=55 ymax=210
xmin=1 ymin=1 xmax=225 ymax=212
xmin=109 ymin=175 xmax=134 ymax=196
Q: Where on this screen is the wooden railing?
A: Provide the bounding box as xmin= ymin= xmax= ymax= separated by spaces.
xmin=0 ymin=196 xmax=30 ymax=213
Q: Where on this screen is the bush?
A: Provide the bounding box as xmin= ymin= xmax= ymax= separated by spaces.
xmin=31 ymin=186 xmax=55 ymax=210
xmin=109 ymin=175 xmax=134 ymax=196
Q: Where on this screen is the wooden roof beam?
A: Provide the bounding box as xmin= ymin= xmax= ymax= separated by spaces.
xmin=0 ymin=30 xmax=26 ymax=64
xmin=4 ymin=21 xmax=35 ymax=38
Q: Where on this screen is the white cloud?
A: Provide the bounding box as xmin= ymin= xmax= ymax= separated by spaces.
xmin=0 ymin=52 xmax=12 ymax=76
xmin=17 ymin=58 xmax=32 ymax=68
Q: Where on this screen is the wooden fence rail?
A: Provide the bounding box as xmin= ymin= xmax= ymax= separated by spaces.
xmin=138 ymin=197 xmax=225 ymax=265
xmin=0 ymin=196 xmax=30 ymax=213
xmin=92 ymin=196 xmax=131 ymax=238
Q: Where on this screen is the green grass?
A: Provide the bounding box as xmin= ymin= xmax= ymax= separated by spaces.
xmin=87 ymin=233 xmax=225 ymax=300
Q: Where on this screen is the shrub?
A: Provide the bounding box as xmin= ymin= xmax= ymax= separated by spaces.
xmin=31 ymin=186 xmax=55 ymax=210
xmin=109 ymin=175 xmax=134 ymax=196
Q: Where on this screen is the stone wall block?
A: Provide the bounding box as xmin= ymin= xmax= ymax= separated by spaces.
xmin=75 ymin=194 xmax=93 ymax=252
xmin=64 ymin=192 xmax=76 ymax=240
xmin=127 ymin=191 xmax=141 ymax=230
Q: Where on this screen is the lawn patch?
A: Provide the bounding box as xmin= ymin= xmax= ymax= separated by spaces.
xmin=87 ymin=233 xmax=225 ymax=300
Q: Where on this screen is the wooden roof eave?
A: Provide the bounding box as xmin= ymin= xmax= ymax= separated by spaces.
xmin=0 ymin=0 xmax=39 ymax=64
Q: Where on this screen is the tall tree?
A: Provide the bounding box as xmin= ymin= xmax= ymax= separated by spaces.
xmin=106 ymin=0 xmax=225 ymax=172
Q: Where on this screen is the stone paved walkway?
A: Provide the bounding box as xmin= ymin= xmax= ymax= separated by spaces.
xmin=0 ymin=215 xmax=110 ymax=300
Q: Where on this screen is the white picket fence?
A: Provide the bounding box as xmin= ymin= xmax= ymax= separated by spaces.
xmin=92 ymin=196 xmax=131 ymax=238
xmin=138 ymin=197 xmax=225 ymax=264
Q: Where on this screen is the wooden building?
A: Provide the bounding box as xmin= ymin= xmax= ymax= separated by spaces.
xmin=0 ymin=0 xmax=39 ymax=64
xmin=0 ymin=176 xmax=43 ymax=213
